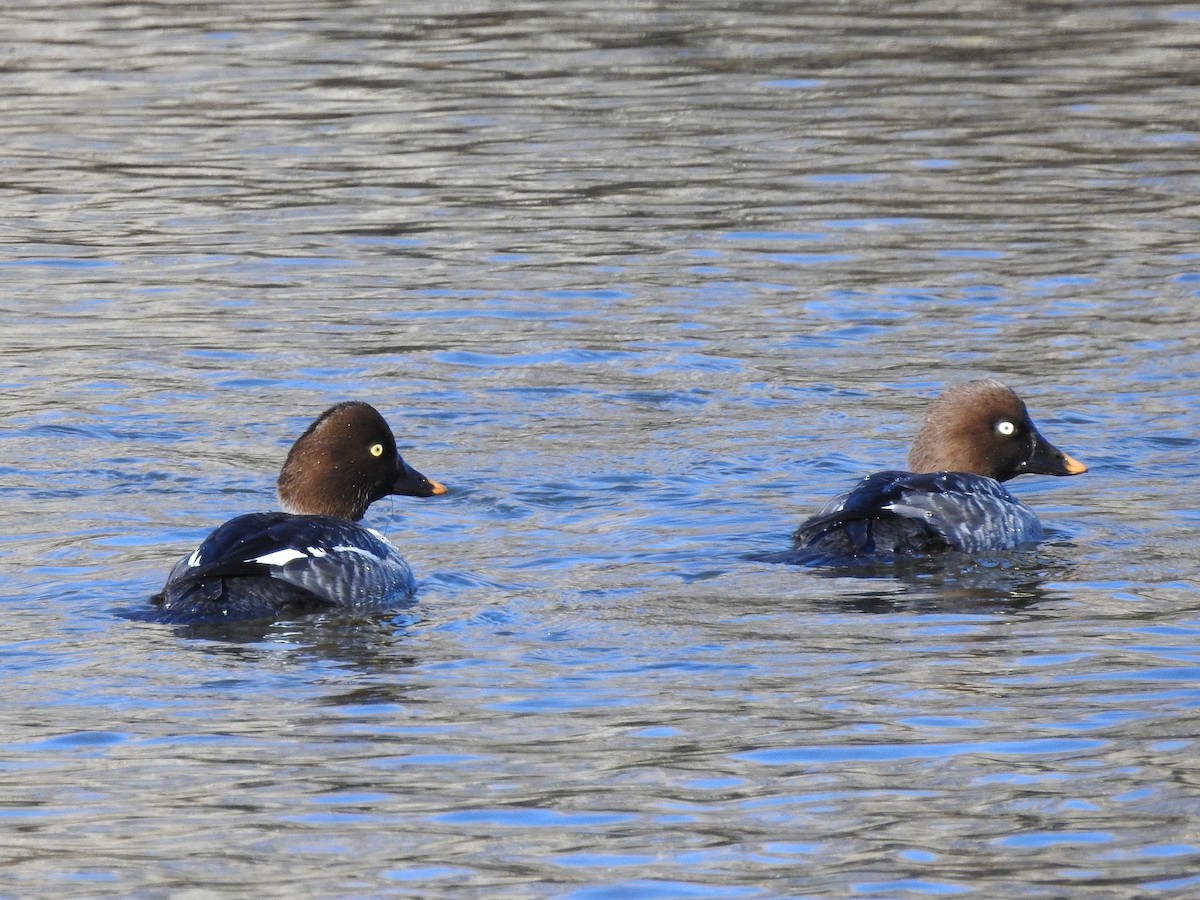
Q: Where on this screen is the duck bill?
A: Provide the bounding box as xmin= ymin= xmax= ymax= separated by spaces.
xmin=392 ymin=460 xmax=448 ymax=497
xmin=1020 ymin=428 xmax=1088 ymax=477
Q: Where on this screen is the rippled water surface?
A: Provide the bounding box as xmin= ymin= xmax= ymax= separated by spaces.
xmin=4 ymin=1 xmax=1200 ymax=896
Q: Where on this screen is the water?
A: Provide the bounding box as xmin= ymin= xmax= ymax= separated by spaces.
xmin=3 ymin=0 xmax=1200 ymax=896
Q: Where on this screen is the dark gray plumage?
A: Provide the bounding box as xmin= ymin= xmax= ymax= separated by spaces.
xmin=152 ymin=513 xmax=417 ymax=624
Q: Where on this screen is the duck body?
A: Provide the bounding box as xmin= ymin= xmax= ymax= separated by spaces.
xmin=152 ymin=513 xmax=417 ymax=624
xmin=790 ymin=381 xmax=1086 ymax=562
xmin=793 ymin=470 xmax=1042 ymax=558
xmin=150 ymin=401 xmax=445 ymax=625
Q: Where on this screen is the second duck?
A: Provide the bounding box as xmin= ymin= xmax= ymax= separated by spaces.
xmin=792 ymin=380 xmax=1087 ymax=560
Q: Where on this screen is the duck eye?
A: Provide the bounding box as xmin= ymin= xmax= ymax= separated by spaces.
xmin=996 ymin=420 xmax=1017 ymax=437
xmin=369 ymin=443 xmax=384 ymax=458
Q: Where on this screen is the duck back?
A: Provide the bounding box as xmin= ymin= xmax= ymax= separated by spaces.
xmin=793 ymin=470 xmax=1043 ymax=559
xmin=151 ymin=512 xmax=416 ymax=624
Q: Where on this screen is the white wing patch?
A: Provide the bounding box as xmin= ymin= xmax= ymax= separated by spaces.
xmin=882 ymin=502 xmax=935 ymax=520
xmin=251 ymin=548 xmax=308 ymax=567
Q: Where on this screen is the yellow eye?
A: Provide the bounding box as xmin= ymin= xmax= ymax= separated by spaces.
xmin=369 ymin=443 xmax=384 ymax=457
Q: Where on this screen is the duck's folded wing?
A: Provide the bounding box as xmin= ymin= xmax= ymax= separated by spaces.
xmin=793 ymin=471 xmax=1041 ymax=557
xmin=151 ymin=513 xmax=413 ymax=622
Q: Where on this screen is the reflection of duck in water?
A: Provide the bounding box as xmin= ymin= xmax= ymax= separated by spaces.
xmin=792 ymin=381 xmax=1086 ymax=561
xmin=151 ymin=401 xmax=446 ymax=624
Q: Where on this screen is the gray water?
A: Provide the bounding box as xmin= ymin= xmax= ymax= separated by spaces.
xmin=3 ymin=1 xmax=1200 ymax=896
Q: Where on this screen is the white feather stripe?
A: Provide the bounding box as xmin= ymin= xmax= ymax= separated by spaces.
xmin=251 ymin=548 xmax=308 ymax=566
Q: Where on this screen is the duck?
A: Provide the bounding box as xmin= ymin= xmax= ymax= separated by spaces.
xmin=150 ymin=401 xmax=446 ymax=624
xmin=791 ymin=380 xmax=1086 ymax=559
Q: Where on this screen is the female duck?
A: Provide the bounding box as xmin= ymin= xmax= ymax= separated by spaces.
xmin=792 ymin=381 xmax=1086 ymax=559
xmin=151 ymin=401 xmax=446 ymax=624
